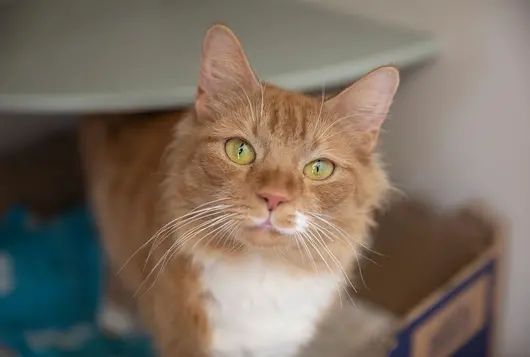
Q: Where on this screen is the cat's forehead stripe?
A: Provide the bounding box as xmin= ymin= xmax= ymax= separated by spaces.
xmin=265 ymin=95 xmax=315 ymax=141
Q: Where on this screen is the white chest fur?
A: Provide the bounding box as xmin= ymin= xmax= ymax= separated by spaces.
xmin=194 ymin=254 xmax=340 ymax=357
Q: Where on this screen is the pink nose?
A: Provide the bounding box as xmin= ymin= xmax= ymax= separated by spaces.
xmin=258 ymin=192 xmax=290 ymax=211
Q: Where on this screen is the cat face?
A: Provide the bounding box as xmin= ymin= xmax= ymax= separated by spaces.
xmin=164 ymin=25 xmax=399 ymax=270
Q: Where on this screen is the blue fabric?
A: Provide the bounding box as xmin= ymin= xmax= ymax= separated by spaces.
xmin=0 ymin=206 xmax=154 ymax=357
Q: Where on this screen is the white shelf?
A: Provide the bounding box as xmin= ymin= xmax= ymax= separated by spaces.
xmin=0 ymin=0 xmax=437 ymax=114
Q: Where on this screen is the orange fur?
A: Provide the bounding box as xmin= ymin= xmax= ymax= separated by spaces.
xmin=81 ymin=25 xmax=399 ymax=357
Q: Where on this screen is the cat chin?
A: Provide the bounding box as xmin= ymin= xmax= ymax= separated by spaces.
xmin=237 ymin=226 xmax=292 ymax=247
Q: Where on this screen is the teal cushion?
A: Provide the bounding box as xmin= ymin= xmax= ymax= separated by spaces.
xmin=0 ymin=206 xmax=153 ymax=357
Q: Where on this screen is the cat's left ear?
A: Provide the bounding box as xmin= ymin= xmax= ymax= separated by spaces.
xmin=196 ymin=24 xmax=260 ymax=116
xmin=325 ymin=66 xmax=400 ymax=152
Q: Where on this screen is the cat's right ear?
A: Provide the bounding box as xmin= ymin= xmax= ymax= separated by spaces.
xmin=195 ymin=24 xmax=260 ymax=117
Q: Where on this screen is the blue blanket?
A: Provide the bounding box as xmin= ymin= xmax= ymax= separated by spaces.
xmin=0 ymin=206 xmax=153 ymax=357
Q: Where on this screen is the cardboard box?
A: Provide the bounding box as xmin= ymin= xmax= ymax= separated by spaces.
xmin=352 ymin=199 xmax=505 ymax=357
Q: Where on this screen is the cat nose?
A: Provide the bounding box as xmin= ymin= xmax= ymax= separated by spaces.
xmin=257 ymin=192 xmax=290 ymax=211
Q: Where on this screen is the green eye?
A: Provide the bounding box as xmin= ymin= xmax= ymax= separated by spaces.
xmin=303 ymin=159 xmax=335 ymax=180
xmin=225 ymin=138 xmax=256 ymax=165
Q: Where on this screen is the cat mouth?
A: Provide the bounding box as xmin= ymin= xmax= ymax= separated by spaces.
xmin=259 ymin=218 xmax=274 ymax=228
xmin=248 ymin=212 xmax=307 ymax=236
xmin=249 ymin=221 xmax=298 ymax=237
xmin=248 ymin=217 xmax=284 ymax=234
xmin=252 ymin=220 xmax=278 ymax=231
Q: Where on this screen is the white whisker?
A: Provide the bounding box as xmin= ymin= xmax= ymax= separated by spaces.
xmin=293 ymin=234 xmax=305 ymax=263
xmin=260 ymin=82 xmax=267 ymax=120
xmin=317 ymin=111 xmax=386 ymax=142
xmin=296 ymin=233 xmax=317 ymax=273
xmin=303 ymin=230 xmax=332 ymax=276
xmin=299 ymin=227 xmax=355 ymax=306
xmin=147 ymin=205 xmax=232 ymax=262
xmin=355 ymin=252 xmax=368 ymax=290
xmin=306 ymin=221 xmax=358 ymax=294
xmin=229 ymin=77 xmax=258 ymax=124
xmin=118 ymin=199 xmax=231 ymax=274
xmin=136 ymin=213 xmax=236 ymax=298
xmin=313 ymin=83 xmax=326 ymax=130
xmin=307 ymin=212 xmax=382 ymax=256
xmin=222 ymin=222 xmax=241 ymax=251
xmin=192 ymin=217 xmax=238 ymax=251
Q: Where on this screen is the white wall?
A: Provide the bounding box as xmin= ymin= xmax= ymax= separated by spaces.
xmin=305 ymin=0 xmax=530 ymax=355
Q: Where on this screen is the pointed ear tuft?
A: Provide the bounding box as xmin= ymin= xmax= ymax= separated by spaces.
xmin=196 ymin=24 xmax=260 ymax=115
xmin=325 ymin=66 xmax=399 ymax=152
xmin=326 ymin=66 xmax=400 ymax=131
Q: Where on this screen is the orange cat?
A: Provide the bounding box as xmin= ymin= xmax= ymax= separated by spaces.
xmin=81 ymin=24 xmax=399 ymax=357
